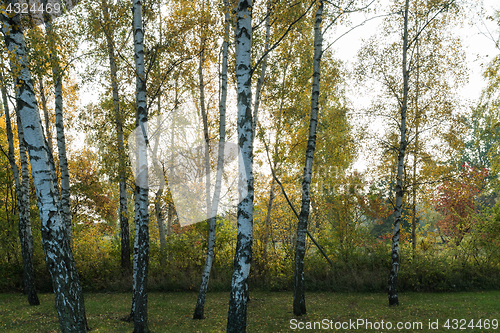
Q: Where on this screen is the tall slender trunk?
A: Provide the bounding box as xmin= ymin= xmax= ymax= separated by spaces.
xmin=39 ymin=2 xmax=72 ymax=240
xmin=193 ymin=0 xmax=230 ymax=320
xmin=167 ymin=201 xmax=173 ymax=237
xmin=227 ymin=0 xmax=254 ymax=332
xmin=199 ymin=47 xmax=212 ymax=221
xmin=388 ymin=0 xmax=410 ymax=307
xmin=41 ymin=5 xmax=72 ymax=239
xmin=166 ymin=80 xmax=179 ymax=251
xmin=252 ymin=2 xmax=271 ymax=274
xmin=38 ymin=77 xmax=60 ymax=205
xmin=167 ymin=86 xmax=177 ymax=240
xmin=411 ymin=37 xmax=420 ymax=261
xmin=38 ymin=78 xmax=54 ymax=157
xmin=154 ymin=0 xmax=166 ymax=263
xmin=262 ymin=60 xmax=288 ymax=266
xmin=411 ymin=123 xmax=418 ymax=259
xmin=153 ymin=111 xmax=166 ymax=265
xmin=262 ymin=179 xmax=275 ymax=266
xmin=131 ymin=0 xmax=150 ymax=331
xmin=1 ymin=7 xmax=87 ymax=331
xmin=155 ymin=186 xmax=166 ymax=262
xmin=293 ymin=1 xmax=323 ymax=317
xmin=252 ymin=3 xmax=271 ymax=140
xmin=1 ymin=71 xmax=40 ymax=306
xmin=102 ymin=0 xmax=131 ymax=275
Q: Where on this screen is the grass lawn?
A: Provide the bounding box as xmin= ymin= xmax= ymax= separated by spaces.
xmin=0 ymin=291 xmax=499 ymax=332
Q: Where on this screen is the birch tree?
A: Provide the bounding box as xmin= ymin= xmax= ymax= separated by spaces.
xmin=101 ymin=0 xmax=132 ymax=275
xmin=292 ymin=0 xmax=324 ymax=316
xmin=226 ymin=0 xmax=254 ymax=331
xmin=225 ymin=0 xmax=321 ymax=327
xmin=41 ymin=0 xmax=72 ymax=239
xmin=131 ymin=0 xmax=150 ymax=330
xmin=291 ymin=0 xmax=375 ymax=315
xmin=78 ymin=0 xmax=139 ymax=275
xmin=355 ymin=0 xmax=462 ymax=305
xmin=1 ymin=2 xmax=88 ymax=331
xmin=193 ymin=0 xmax=230 ymax=320
xmin=386 ymin=0 xmax=410 ymax=306
xmin=0 ymin=70 xmax=39 ymax=306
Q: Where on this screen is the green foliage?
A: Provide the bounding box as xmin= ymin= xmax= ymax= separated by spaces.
xmin=72 ymin=223 xmax=117 ymax=291
xmin=69 ymin=148 xmax=118 ymax=225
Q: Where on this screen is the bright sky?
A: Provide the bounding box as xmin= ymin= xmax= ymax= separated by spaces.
xmin=328 ymin=0 xmax=500 ymax=173
xmin=74 ymin=0 xmax=500 ymax=176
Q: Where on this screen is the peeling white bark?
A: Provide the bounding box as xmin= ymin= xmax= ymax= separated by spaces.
xmin=227 ymin=1 xmax=254 ymax=332
xmin=388 ymin=0 xmax=410 ymax=307
xmin=1 ymin=5 xmax=87 ymax=331
xmin=41 ymin=0 xmax=72 ymax=240
xmin=131 ymin=0 xmax=150 ymax=331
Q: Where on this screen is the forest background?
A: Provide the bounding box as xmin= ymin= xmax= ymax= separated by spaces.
xmin=1 ymin=0 xmax=500 ymax=305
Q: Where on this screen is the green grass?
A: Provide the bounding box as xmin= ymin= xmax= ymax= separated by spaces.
xmin=0 ymin=291 xmax=499 ymax=332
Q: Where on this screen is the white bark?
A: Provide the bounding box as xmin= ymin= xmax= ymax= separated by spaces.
xmin=42 ymin=0 xmax=72 ymax=240
xmin=38 ymin=78 xmax=54 ymax=157
xmin=293 ymin=0 xmax=323 ymax=317
xmin=388 ymin=0 xmax=410 ymax=307
xmin=227 ymin=1 xmax=254 ymax=332
xmin=38 ymin=77 xmax=61 ymax=209
xmin=1 ymin=71 xmax=39 ymax=306
xmin=252 ymin=3 xmax=271 ymax=139
xmin=131 ymin=0 xmax=150 ymax=331
xmin=1 ymin=6 xmax=87 ymax=331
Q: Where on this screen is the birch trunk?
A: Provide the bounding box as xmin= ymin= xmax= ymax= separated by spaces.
xmin=155 ymin=187 xmax=166 ymax=262
xmin=199 ymin=49 xmax=212 ymax=219
xmin=38 ymin=78 xmax=54 ymax=157
xmin=166 ymin=83 xmax=179 ymax=253
xmin=293 ymin=1 xmax=323 ymax=317
xmin=388 ymin=0 xmax=410 ymax=307
xmin=42 ymin=5 xmax=72 ymax=239
xmin=154 ymin=1 xmax=166 ymax=264
xmin=252 ymin=2 xmax=271 ymax=273
xmin=167 ymin=201 xmax=173 ymax=237
xmin=131 ymin=0 xmax=150 ymax=330
xmin=152 ymin=111 xmax=166 ymax=264
xmin=262 ymin=60 xmax=288 ymax=266
xmin=411 ymin=37 xmax=421 ymax=260
xmin=16 ymin=112 xmax=40 ymax=306
xmin=193 ymin=0 xmax=230 ymax=320
xmin=1 ymin=71 xmax=39 ymax=306
xmin=1 ymin=7 xmax=87 ymax=331
xmin=262 ymin=179 xmax=275 ymax=266
xmin=167 ymin=92 xmax=176 ymax=240
xmin=227 ymin=1 xmax=254 ymax=331
xmin=252 ymin=3 xmax=270 ymax=140
xmin=38 ymin=77 xmax=60 ymax=201
xmin=411 ymin=123 xmax=418 ymax=260
xmin=102 ymin=0 xmax=132 ymax=275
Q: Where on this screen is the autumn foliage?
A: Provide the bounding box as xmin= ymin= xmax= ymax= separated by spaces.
xmin=434 ymin=163 xmax=489 ymax=246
